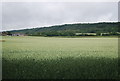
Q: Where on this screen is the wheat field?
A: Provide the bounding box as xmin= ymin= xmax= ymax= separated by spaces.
xmin=2 ymin=36 xmax=118 ymax=79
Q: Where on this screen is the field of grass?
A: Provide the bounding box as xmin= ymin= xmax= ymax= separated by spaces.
xmin=2 ymin=36 xmax=119 ymax=79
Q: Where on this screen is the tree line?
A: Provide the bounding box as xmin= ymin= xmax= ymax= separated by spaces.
xmin=1 ymin=22 xmax=119 ymax=36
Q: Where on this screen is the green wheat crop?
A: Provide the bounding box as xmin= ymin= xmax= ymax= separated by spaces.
xmin=2 ymin=36 xmax=118 ymax=79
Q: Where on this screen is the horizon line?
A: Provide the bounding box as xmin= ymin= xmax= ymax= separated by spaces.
xmin=1 ymin=21 xmax=118 ymax=32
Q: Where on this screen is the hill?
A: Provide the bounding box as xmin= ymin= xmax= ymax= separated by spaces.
xmin=3 ymin=22 xmax=119 ymax=36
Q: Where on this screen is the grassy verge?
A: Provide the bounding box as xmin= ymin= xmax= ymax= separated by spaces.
xmin=29 ymin=35 xmax=118 ymax=38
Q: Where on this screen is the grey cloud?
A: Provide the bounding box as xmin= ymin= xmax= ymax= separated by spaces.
xmin=2 ymin=2 xmax=118 ymax=31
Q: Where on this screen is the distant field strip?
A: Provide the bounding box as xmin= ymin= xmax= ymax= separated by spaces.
xmin=2 ymin=36 xmax=118 ymax=79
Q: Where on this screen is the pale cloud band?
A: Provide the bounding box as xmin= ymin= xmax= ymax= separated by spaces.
xmin=1 ymin=0 xmax=120 ymax=2
xmin=1 ymin=1 xmax=118 ymax=31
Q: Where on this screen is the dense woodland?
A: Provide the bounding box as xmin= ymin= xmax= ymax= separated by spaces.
xmin=1 ymin=22 xmax=120 ymax=36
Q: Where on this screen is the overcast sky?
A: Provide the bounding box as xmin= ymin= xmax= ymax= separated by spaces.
xmin=2 ymin=2 xmax=118 ymax=31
